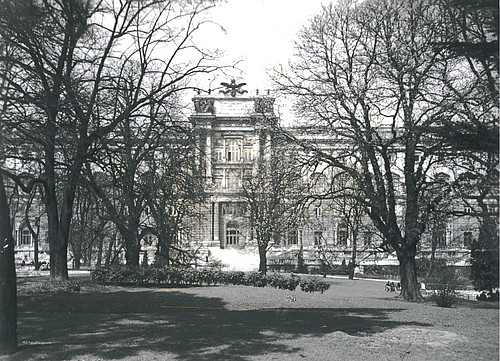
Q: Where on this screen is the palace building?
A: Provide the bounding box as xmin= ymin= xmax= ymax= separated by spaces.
xmin=10 ymin=80 xmax=482 ymax=273
xmin=185 ymin=82 xmax=477 ymax=272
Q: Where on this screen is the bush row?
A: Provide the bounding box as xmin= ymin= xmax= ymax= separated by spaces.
xmin=91 ymin=266 xmax=330 ymax=293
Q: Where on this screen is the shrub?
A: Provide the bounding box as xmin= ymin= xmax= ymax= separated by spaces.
xmin=266 ymin=273 xmax=300 ymax=291
xmin=470 ymin=218 xmax=499 ymax=294
xmin=428 ymin=266 xmax=459 ymax=308
xmin=91 ymin=265 xmax=128 ymax=285
xmin=431 ymin=287 xmax=457 ymax=308
xmin=300 ymin=278 xmax=330 ymax=294
xmin=150 ymin=267 xmax=167 ymax=285
xmin=198 ymin=269 xmax=217 ymax=286
xmin=246 ymin=272 xmax=268 ymax=287
xmin=225 ymin=271 xmax=245 ymax=285
xmin=91 ymin=266 xmax=329 ymax=293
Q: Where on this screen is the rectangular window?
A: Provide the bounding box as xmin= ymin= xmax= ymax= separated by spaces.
xmin=433 ymin=222 xmax=446 ymax=248
xmin=244 ymin=148 xmax=253 ymax=160
xmin=215 ymin=148 xmax=223 ymax=162
xmin=363 ymin=232 xmax=372 ymax=246
xmin=287 ymin=229 xmax=298 ymax=245
xmin=337 ymin=223 xmax=348 ymax=246
xmin=463 ymin=232 xmax=472 ymax=248
xmin=226 ymin=230 xmax=239 ymax=245
xmin=214 ymin=176 xmax=223 ymax=188
xmin=314 ymin=231 xmax=323 ymax=246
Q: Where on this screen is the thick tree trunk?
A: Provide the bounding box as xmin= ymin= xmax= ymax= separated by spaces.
xmin=50 ymin=236 xmax=69 ymax=279
xmin=0 ymin=174 xmax=17 ymax=354
xmin=258 ymin=244 xmax=267 ymax=274
xmin=86 ymin=246 xmax=93 ymax=267
xmin=45 ymin=181 xmax=68 ymax=279
xmin=96 ymin=238 xmax=103 ymax=267
xmin=44 ymin=132 xmax=68 ymax=280
xmin=105 ymin=235 xmax=115 ymax=266
xmin=123 ymin=231 xmax=140 ymax=267
xmin=397 ymin=247 xmax=422 ymax=301
xmin=154 ymin=240 xmax=171 ymax=267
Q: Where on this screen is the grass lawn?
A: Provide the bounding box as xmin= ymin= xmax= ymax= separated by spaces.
xmin=3 ymin=274 xmax=498 ymax=361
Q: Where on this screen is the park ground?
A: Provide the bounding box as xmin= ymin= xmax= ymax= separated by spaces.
xmin=2 ymin=274 xmax=498 ymax=361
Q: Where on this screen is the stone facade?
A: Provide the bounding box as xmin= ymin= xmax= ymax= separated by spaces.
xmin=10 ymin=86 xmax=482 ymax=270
xmin=189 ymin=89 xmax=479 ymax=270
xmin=189 ymin=93 xmax=276 ymax=249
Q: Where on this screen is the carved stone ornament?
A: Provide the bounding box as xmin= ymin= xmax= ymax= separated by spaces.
xmin=254 ymin=97 xmax=275 ymax=113
xmin=219 ymin=79 xmax=248 ymax=97
xmin=194 ymin=98 xmax=215 ymax=113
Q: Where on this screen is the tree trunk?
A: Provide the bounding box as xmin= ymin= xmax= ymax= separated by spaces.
xmin=425 ymin=235 xmax=437 ymax=285
xmin=123 ymin=231 xmax=140 ymax=267
xmin=397 ymin=247 xmax=422 ymax=301
xmin=50 ymin=236 xmax=69 ymax=279
xmin=96 ymin=237 xmax=103 ymax=267
xmin=105 ymin=235 xmax=115 ymax=266
xmin=44 ymin=133 xmax=68 ymax=280
xmin=33 ymin=227 xmax=39 ymax=271
xmin=0 ymin=174 xmax=17 ymax=354
xmin=86 ymin=246 xmax=93 ymax=268
xmin=45 ymin=185 xmax=68 ymax=279
xmin=349 ymin=230 xmax=358 ymax=280
xmin=258 ymin=244 xmax=267 ymax=274
xmin=154 ymin=241 xmax=169 ymax=267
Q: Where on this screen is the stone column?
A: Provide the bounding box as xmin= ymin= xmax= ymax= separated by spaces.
xmin=206 ymin=128 xmax=212 ymax=179
xmin=213 ymin=201 xmax=220 ymax=244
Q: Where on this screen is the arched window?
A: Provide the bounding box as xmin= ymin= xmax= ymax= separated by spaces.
xmin=434 ymin=172 xmax=450 ymax=183
xmin=226 ymin=139 xmax=241 ymax=162
xmin=20 ymin=228 xmax=31 ymax=246
xmin=226 ymin=221 xmax=239 ymax=246
xmin=337 ymin=222 xmax=348 ymax=246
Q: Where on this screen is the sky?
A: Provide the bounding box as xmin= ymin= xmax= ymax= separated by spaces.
xmin=197 ymin=0 xmax=329 ymax=95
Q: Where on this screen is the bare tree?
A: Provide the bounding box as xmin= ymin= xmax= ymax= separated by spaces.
xmin=303 ymin=167 xmax=378 ymax=279
xmin=275 ymin=0 xmax=458 ymax=300
xmin=0 ymin=173 xmax=16 ymax=354
xmin=0 ymin=36 xmax=16 ymax=355
xmin=241 ymin=140 xmax=305 ymax=274
xmin=143 ymin=133 xmax=206 ymax=267
xmin=0 ymin=0 xmax=222 ymax=278
xmin=69 ymin=183 xmax=109 ymax=269
xmin=432 ymin=0 xmax=499 ymax=295
xmin=330 ymin=171 xmax=372 ymax=279
xmin=23 ymin=184 xmax=45 ymax=270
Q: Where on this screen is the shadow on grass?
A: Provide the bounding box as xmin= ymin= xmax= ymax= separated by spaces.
xmin=14 ymin=288 xmax=430 ymax=361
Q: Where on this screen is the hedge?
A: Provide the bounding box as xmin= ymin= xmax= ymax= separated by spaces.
xmin=91 ymin=265 xmax=329 ymax=293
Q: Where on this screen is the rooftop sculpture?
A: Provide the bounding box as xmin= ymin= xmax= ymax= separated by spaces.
xmin=220 ymin=79 xmax=248 ymax=97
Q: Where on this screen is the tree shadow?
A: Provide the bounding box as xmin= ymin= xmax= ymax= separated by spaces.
xmin=13 ymin=288 xmax=431 ymax=361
